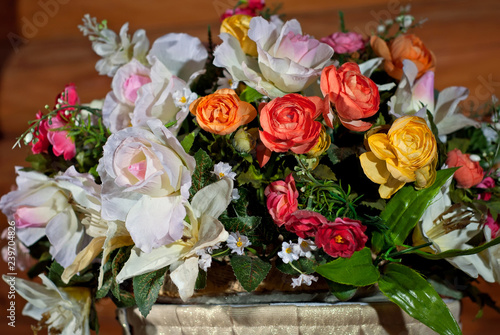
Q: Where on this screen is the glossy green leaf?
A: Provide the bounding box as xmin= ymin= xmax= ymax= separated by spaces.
xmin=239 ymin=86 xmax=264 ymax=103
xmin=230 ymin=255 xmax=271 ymax=292
xmin=180 ymin=130 xmax=197 ymax=153
xmin=379 ymin=263 xmax=462 ymax=335
xmin=133 ymin=266 xmax=168 ymax=318
xmin=373 ymin=168 xmax=457 ymax=252
xmin=276 ymin=258 xmax=318 ymax=275
xmin=326 ymin=280 xmax=358 ymax=301
xmin=315 ymin=248 xmax=379 ymax=286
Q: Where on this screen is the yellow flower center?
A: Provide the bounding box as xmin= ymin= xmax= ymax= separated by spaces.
xmin=301 ymin=241 xmax=308 ymax=248
xmin=236 ymin=237 xmax=243 ymax=247
xmin=219 ymin=172 xmax=225 ymax=178
xmin=334 ymin=235 xmax=344 ymax=244
xmin=285 ymin=247 xmax=293 ymax=254
xmin=228 ymin=79 xmax=233 ymax=86
xmin=180 ymin=96 xmax=187 ymax=103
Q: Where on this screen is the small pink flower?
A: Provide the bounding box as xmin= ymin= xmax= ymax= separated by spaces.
xmin=316 ymin=217 xmax=368 ymax=258
xmin=485 ymin=213 xmax=500 ymax=239
xmin=320 ymin=32 xmax=365 ymax=54
xmin=285 ymin=210 xmax=328 ymax=238
xmin=55 ymin=83 xmax=80 ymax=116
xmin=220 ymin=0 xmax=265 ymax=20
xmin=265 ymin=174 xmax=299 ymax=226
xmin=47 ymin=117 xmax=76 ymax=160
xmin=477 ymin=176 xmax=495 ymax=189
xmin=30 ymin=111 xmax=50 ymax=155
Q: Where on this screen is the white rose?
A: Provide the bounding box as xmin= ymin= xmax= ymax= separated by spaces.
xmin=97 ymin=119 xmax=195 ymax=253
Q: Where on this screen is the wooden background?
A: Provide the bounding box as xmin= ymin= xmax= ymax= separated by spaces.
xmin=0 ymin=0 xmax=499 ymax=333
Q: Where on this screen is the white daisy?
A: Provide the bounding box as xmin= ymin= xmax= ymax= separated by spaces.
xmin=217 ymin=70 xmax=239 ymax=90
xmin=227 ymin=232 xmax=251 ymax=255
xmin=173 ymin=88 xmax=198 ymax=109
xmin=278 ymin=241 xmax=300 ymax=264
xmin=297 ymin=238 xmax=317 ymax=258
xmin=212 ymin=162 xmax=237 ymax=180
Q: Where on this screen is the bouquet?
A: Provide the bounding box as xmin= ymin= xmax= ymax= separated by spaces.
xmin=2 ymin=2 xmax=499 ymax=334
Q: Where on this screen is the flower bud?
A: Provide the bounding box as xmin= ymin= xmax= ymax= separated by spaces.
xmin=233 ymin=127 xmax=258 ymax=153
xmin=307 ymin=125 xmax=331 ymax=157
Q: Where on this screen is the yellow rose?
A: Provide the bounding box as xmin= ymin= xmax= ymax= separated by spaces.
xmin=220 ymin=15 xmax=258 ymax=57
xmin=307 ymin=125 xmax=331 ymax=157
xmin=359 ymin=116 xmax=437 ymax=199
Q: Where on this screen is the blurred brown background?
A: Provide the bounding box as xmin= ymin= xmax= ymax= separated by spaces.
xmin=0 ymin=0 xmax=499 ymax=334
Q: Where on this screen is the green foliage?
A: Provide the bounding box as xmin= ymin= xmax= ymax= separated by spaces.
xmin=190 ymin=149 xmax=214 ymax=198
xmin=413 ymin=235 xmax=500 ymax=260
xmin=48 ymin=261 xmax=94 ymax=287
xmin=181 ymin=130 xmax=198 ymax=153
xmin=230 ymin=255 xmax=272 ymax=292
xmin=237 ymin=164 xmax=264 ymax=188
xmin=195 ymin=270 xmax=207 ymax=290
xmin=315 ymin=248 xmax=380 ymax=286
xmin=276 ymin=258 xmax=318 ymax=275
xmin=133 ymin=266 xmax=168 ymax=318
xmin=239 ymin=86 xmax=264 ymax=103
xmin=326 ymin=280 xmax=358 ymax=301
xmin=379 ymin=263 xmax=462 ymax=335
xmin=372 ymin=168 xmax=457 ymax=253
xmin=312 ymin=164 xmax=337 ymax=181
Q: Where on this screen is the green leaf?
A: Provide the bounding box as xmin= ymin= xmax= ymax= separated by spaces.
xmin=378 ymin=263 xmax=462 ymax=335
xmin=276 ymin=258 xmax=318 ymax=275
xmin=239 ymin=86 xmax=264 ymax=103
xmin=413 ymin=235 xmax=500 ymax=260
xmin=237 ymin=164 xmax=263 ymax=188
xmin=133 ymin=266 xmax=168 ymax=318
xmin=180 ymin=130 xmax=198 ymax=153
xmin=373 ymin=168 xmax=457 ymax=253
xmin=195 ymin=270 xmax=207 ymax=290
xmin=96 ymin=257 xmax=113 ymax=299
xmin=48 ymin=261 xmax=94 ymax=287
xmin=219 ymin=215 xmax=261 ymax=234
xmin=326 ymin=280 xmax=358 ymax=301
xmin=312 ymin=164 xmax=337 ymax=181
xmin=230 ymin=255 xmax=271 ymax=292
xmin=190 ymin=149 xmax=213 ymax=198
xmin=315 ymin=248 xmax=379 ymax=286
xmin=111 ymin=246 xmax=133 ymax=302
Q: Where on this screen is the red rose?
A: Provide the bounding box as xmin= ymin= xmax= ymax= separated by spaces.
xmin=264 ymin=174 xmax=299 ymax=226
xmin=446 ymin=149 xmax=484 ymax=188
xmin=320 ymin=63 xmax=379 ymax=132
xmin=55 ymin=83 xmax=80 ymax=117
xmin=285 ymin=210 xmax=328 ymax=238
xmin=316 ymin=218 xmax=368 ymax=258
xmin=259 ymin=93 xmax=327 ymax=155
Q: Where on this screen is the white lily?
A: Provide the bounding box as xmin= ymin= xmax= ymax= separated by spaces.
xmin=413 ymin=177 xmax=495 ymax=281
xmin=3 ymin=274 xmax=91 ymax=335
xmin=116 ymin=178 xmax=233 ymax=300
xmin=388 ymin=60 xmax=478 ymax=140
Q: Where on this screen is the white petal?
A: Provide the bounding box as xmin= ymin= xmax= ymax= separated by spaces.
xmin=358 ymin=57 xmax=383 ymax=78
xmin=434 ymin=86 xmax=470 ymax=124
xmin=170 ymin=257 xmax=199 ymax=301
xmin=116 ymin=243 xmax=189 ymax=283
xmin=191 ymin=178 xmax=233 ymax=219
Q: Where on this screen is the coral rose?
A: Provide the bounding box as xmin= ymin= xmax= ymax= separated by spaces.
xmin=316 ymin=217 xmax=368 ymax=258
xmin=259 ymin=93 xmax=327 ymax=155
xmin=321 ymin=63 xmax=380 ymax=132
xmin=190 ymin=88 xmax=257 ymax=135
xmin=285 ymin=210 xmax=328 ymax=238
xmin=264 ymin=174 xmax=299 ymax=226
xmin=446 ymin=149 xmax=484 ymax=188
xmin=370 ymin=34 xmax=436 ymax=80
xmin=359 ymin=116 xmax=437 ymax=199
xmin=221 ymin=15 xmax=258 ymax=56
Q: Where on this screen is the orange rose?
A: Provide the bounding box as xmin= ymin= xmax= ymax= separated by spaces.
xmin=259 ymin=93 xmax=327 ymax=154
xmin=370 ymin=34 xmax=436 ymax=80
xmin=190 ymin=88 xmax=257 ymax=135
xmin=320 ymin=63 xmax=380 ymax=132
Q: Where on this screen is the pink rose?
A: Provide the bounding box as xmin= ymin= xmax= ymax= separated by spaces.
xmin=285 ymin=210 xmax=328 ymax=238
xmin=320 ymin=32 xmax=365 ymax=54
xmin=47 ymin=117 xmax=76 ymax=160
xmin=446 ymin=149 xmax=484 ymax=188
xmin=477 ymin=176 xmax=495 ymax=189
xmin=316 ymin=218 xmax=368 ymax=258
xmin=264 ymin=174 xmax=299 ymax=226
